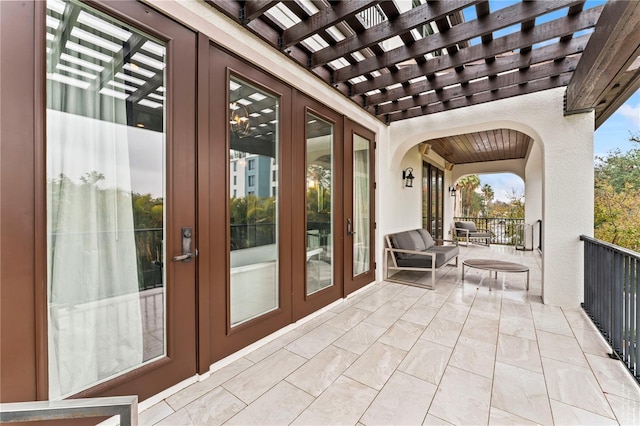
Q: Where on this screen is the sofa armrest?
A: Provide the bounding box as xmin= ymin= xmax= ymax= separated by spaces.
xmin=454 ymin=228 xmax=469 ymax=237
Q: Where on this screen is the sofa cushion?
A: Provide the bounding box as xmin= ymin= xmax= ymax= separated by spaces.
xmin=390 ymin=230 xmax=426 ymax=259
xmin=455 ymin=221 xmax=477 ymax=234
xmin=416 ymin=229 xmax=435 ymax=249
xmin=395 ymin=245 xmax=459 ymax=268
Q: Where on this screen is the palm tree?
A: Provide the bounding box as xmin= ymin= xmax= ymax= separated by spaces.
xmin=481 ymin=184 xmax=494 ymax=216
xmin=458 ymin=175 xmax=481 ymax=216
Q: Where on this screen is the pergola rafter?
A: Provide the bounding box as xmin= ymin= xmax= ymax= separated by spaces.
xmin=204 ymin=0 xmax=640 ymax=130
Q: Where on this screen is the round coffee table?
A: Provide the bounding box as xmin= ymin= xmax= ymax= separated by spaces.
xmin=462 ymin=259 xmax=530 ymax=291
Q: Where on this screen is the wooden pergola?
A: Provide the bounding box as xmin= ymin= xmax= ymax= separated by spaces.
xmin=206 ymin=0 xmax=640 ymax=165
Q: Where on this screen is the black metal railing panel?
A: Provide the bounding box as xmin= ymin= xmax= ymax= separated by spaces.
xmin=581 ymin=235 xmax=639 ymax=382
xmin=453 ymin=217 xmax=525 ymax=245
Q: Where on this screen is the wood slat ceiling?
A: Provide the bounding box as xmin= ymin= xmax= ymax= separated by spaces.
xmin=206 ymin=0 xmax=640 ymax=165
xmin=423 ymin=129 xmax=532 ymax=165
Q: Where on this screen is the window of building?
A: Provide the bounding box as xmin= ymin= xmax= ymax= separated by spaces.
xmin=248 ymin=175 xmax=255 ymax=186
xmin=248 ymin=159 xmax=255 ymax=170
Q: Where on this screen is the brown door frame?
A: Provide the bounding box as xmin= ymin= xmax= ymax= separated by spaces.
xmin=206 ymin=44 xmax=294 ymax=362
xmin=4 ymin=0 xmax=200 ymax=402
xmin=343 ymin=119 xmax=376 ymax=296
xmin=292 ymin=92 xmax=344 ymax=320
xmin=0 ymin=0 xmax=41 ymax=402
xmin=423 ymin=162 xmax=445 ymax=240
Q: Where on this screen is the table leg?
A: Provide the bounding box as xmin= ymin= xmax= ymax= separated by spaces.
xmin=462 ymin=264 xmax=465 ymax=281
xmin=526 ymin=269 xmax=530 ymax=290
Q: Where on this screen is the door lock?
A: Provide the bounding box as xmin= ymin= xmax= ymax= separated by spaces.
xmin=173 ymin=226 xmax=198 ymax=262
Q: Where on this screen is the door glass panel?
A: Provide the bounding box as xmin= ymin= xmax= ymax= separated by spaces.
xmin=353 ymin=134 xmax=370 ymax=276
xmin=306 ymin=113 xmax=333 ymax=295
xmin=46 ymin=0 xmax=166 ymax=399
xmin=229 ymin=77 xmax=279 ymax=326
xmin=431 ymin=168 xmax=437 ymax=236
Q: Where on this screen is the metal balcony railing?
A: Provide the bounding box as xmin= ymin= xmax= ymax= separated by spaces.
xmin=454 ymin=217 xmax=525 ymax=246
xmin=581 ymin=235 xmax=639 ymax=382
xmin=0 ymin=396 xmax=137 ymax=425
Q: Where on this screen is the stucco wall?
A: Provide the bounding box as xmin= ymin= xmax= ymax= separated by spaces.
xmin=525 ymin=142 xmax=543 ymax=250
xmin=387 ymin=88 xmax=594 ymax=307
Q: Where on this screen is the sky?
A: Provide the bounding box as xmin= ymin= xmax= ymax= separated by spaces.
xmin=480 ymin=90 xmax=640 ymax=202
xmin=469 ymin=0 xmax=639 ymax=202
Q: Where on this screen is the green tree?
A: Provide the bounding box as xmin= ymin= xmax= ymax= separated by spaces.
xmin=595 ymin=133 xmax=640 ymax=192
xmin=458 ymin=175 xmax=481 ymax=216
xmin=481 ymin=184 xmax=494 ymax=216
xmin=490 ymin=188 xmax=525 ymax=218
xmin=594 ymin=134 xmax=640 ymax=251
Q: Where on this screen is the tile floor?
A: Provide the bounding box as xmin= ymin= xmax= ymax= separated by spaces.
xmin=141 ymin=245 xmax=640 ymax=425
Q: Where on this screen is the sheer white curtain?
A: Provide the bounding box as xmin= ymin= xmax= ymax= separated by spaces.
xmin=353 ymin=137 xmax=370 ymax=275
xmin=47 ymin=87 xmax=143 ymax=398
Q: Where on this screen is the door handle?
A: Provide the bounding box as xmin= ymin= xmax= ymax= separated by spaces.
xmin=347 ymin=218 xmax=356 ymax=235
xmin=173 ymin=227 xmax=198 ymax=262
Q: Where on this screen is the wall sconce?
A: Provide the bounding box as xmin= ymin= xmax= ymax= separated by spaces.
xmin=402 ymin=167 xmax=415 ymax=188
xmin=449 ymin=185 xmax=457 ymax=197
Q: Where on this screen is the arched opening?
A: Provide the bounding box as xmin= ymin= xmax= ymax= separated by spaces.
xmin=451 ymin=173 xmax=527 ymax=247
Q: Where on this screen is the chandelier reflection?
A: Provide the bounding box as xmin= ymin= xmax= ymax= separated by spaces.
xmin=230 ymin=102 xmax=250 ymax=137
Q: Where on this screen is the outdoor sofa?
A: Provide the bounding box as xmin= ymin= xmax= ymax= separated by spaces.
xmin=384 ymin=229 xmax=459 ymax=289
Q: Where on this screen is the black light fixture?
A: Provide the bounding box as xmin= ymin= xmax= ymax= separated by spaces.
xmin=449 ymin=185 xmax=457 ymax=197
xmin=402 ymin=167 xmax=415 ymax=188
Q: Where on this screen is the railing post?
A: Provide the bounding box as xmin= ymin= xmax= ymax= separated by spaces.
xmin=612 ymin=251 xmax=623 ymax=354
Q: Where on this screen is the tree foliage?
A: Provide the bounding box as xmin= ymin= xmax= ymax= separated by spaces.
xmin=594 ymin=134 xmax=640 ymax=251
xmin=456 ymin=175 xmax=524 ymax=218
xmin=458 ymin=175 xmax=482 ymax=216
xmin=491 ymin=188 xmax=525 ymax=219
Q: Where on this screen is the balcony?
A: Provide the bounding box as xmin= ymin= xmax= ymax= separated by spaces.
xmin=135 ymin=245 xmax=640 ymax=425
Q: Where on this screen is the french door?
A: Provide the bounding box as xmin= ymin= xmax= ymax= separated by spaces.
xmin=206 ymin=45 xmax=293 ymax=360
xmin=292 ymin=94 xmax=344 ymax=320
xmin=344 ymin=119 xmax=376 ymax=295
xmin=43 ymin=0 xmax=197 ymax=400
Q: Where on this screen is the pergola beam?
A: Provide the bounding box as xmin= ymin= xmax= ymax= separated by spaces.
xmin=351 ymin=5 xmax=601 ymax=96
xmin=282 ymin=1 xmax=379 ymax=48
xmin=311 ymin=0 xmax=479 ymax=68
xmin=384 ymin=72 xmax=572 ymax=122
xmin=376 ymin=56 xmax=579 ymax=115
xmin=565 ymin=0 xmax=640 ymax=114
xmin=241 ymin=0 xmax=278 ymax=24
xmin=334 ymin=0 xmax=582 ymax=83
xmin=363 ymin=34 xmax=590 ymax=106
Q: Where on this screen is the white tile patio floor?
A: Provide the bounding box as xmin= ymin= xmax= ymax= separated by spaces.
xmin=141 ymin=245 xmax=640 ymax=425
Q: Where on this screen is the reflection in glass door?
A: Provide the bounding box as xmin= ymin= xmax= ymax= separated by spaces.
xmin=306 ymin=113 xmax=334 ymax=295
xmin=344 ymin=120 xmax=375 ymax=295
xmin=353 ymin=134 xmax=371 ymax=276
xmin=46 ymin=0 xmax=169 ymax=398
xmin=229 ymin=76 xmax=279 ymax=326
